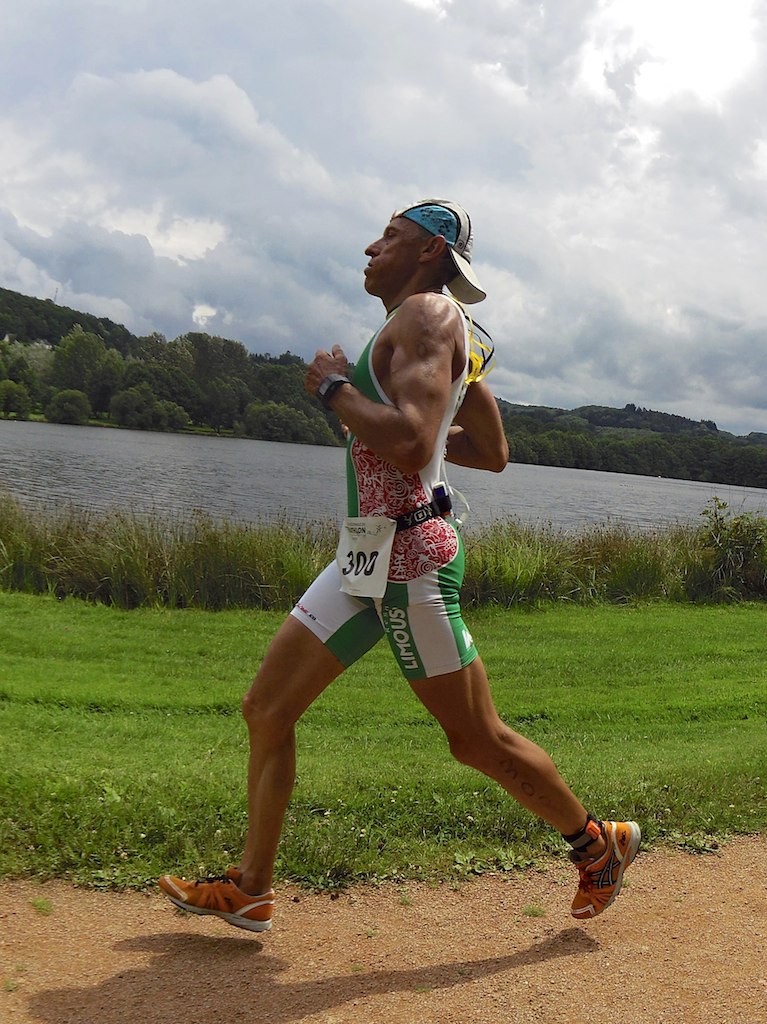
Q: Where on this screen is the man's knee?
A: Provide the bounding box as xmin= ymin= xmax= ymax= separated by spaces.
xmin=445 ymin=728 xmax=487 ymax=770
xmin=241 ymin=635 xmax=342 ymax=741
xmin=240 ymin=659 xmax=301 ymax=741
xmin=241 ymin=678 xmax=293 ymax=741
xmin=444 ymin=721 xmax=515 ymax=773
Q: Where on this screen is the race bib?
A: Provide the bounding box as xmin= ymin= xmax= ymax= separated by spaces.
xmin=336 ymin=516 xmax=396 ymax=598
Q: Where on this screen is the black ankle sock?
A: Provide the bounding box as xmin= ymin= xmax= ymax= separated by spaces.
xmin=562 ymin=814 xmax=603 ymax=854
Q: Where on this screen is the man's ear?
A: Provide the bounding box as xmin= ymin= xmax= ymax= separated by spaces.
xmin=419 ymin=233 xmax=448 ymax=264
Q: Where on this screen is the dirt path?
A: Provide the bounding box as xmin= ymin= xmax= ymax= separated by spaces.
xmin=2 ymin=837 xmax=766 ymax=1024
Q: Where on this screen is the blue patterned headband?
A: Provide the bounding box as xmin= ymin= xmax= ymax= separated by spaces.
xmin=391 ymin=198 xmax=486 ymax=303
xmin=399 ymin=204 xmax=461 ymax=246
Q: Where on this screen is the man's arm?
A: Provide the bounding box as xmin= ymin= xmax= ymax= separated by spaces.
xmin=445 ymin=380 xmax=509 ymax=472
xmin=306 ymin=295 xmax=460 ymax=474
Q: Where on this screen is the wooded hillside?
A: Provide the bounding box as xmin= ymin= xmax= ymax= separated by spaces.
xmin=2 ymin=286 xmax=766 ymax=488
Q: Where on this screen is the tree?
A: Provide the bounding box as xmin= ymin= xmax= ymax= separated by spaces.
xmin=45 ymin=389 xmax=92 ymax=425
xmin=109 ymin=384 xmax=190 ymax=432
xmin=11 ymin=341 xmax=53 ymax=402
xmin=181 ymin=332 xmax=252 ymax=389
xmin=110 ymin=383 xmax=163 ymax=430
xmin=51 ymin=326 xmax=125 ymax=413
xmin=157 ymin=400 xmax=190 ymax=431
xmin=203 ymin=378 xmax=252 ymax=432
xmin=90 ymin=347 xmax=125 ymax=415
xmin=52 ymin=327 xmax=106 ymax=390
xmin=0 ymin=380 xmax=31 ymax=419
xmin=243 ymin=401 xmax=339 ymax=445
xmin=121 ymin=360 xmax=202 ymax=421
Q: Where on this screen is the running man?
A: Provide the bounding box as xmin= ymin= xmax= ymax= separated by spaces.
xmin=159 ymin=199 xmax=640 ymax=932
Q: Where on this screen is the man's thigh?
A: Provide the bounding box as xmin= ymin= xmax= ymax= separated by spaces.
xmin=243 ymin=613 xmax=349 ymax=726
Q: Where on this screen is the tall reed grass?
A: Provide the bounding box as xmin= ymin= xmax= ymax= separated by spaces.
xmin=1 ymin=491 xmax=765 ymax=610
xmin=461 ymin=519 xmax=693 ymax=605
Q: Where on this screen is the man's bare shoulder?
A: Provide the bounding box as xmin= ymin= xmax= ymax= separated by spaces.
xmin=393 ymin=292 xmax=464 ymax=337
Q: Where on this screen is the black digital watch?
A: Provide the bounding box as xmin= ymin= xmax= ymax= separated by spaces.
xmin=317 ymin=373 xmax=352 ymax=409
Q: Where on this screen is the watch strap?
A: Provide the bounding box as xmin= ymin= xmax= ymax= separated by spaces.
xmin=318 ymin=373 xmax=351 ymax=409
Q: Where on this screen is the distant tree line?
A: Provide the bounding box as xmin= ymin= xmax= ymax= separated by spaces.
xmin=498 ymin=401 xmax=767 ymax=488
xmin=2 ymin=285 xmax=767 ymax=488
xmin=0 ymin=288 xmax=342 ymax=445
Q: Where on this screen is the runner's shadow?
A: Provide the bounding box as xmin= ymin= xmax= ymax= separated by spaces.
xmin=28 ymin=926 xmax=596 ymax=1024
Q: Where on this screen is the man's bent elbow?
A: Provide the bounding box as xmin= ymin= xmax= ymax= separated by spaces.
xmin=485 ymin=440 xmax=509 ymax=473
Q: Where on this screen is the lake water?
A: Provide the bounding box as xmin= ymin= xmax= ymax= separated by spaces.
xmin=2 ymin=419 xmax=767 ymax=532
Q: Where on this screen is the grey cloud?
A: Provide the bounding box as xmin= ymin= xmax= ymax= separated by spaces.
xmin=1 ymin=0 xmax=766 ymax=437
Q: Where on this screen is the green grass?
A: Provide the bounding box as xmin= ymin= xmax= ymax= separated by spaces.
xmin=1 ymin=592 xmax=764 ymax=890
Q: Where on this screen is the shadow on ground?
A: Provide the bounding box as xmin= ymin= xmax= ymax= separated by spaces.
xmin=28 ymin=926 xmax=598 ymax=1023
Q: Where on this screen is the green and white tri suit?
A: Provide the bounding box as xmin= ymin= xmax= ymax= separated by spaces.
xmin=290 ymin=297 xmax=478 ymax=681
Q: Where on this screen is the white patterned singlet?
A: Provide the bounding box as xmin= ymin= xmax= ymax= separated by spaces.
xmin=345 ymin=297 xmax=469 ymax=583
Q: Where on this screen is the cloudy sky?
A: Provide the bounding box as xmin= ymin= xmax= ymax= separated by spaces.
xmin=2 ymin=0 xmax=766 ymax=435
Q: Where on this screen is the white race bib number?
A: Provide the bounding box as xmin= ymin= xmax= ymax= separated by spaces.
xmin=336 ymin=516 xmax=396 ymax=598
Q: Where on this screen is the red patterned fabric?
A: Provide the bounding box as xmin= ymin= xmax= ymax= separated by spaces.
xmin=351 ymin=439 xmax=458 ymax=582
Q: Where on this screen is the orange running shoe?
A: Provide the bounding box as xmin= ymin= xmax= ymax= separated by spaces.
xmin=570 ymin=820 xmax=641 ymax=919
xmin=158 ymin=869 xmax=274 ymax=932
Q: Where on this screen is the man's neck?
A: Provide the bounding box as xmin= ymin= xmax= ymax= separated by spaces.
xmin=383 ymin=284 xmax=444 ymax=315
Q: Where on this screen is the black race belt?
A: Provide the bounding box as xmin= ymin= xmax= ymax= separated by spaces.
xmin=395 ymin=502 xmax=442 ymax=532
